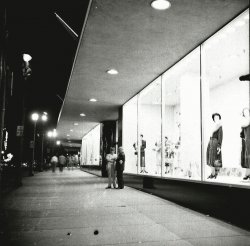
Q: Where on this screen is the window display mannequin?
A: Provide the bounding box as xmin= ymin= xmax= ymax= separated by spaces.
xmin=133 ymin=134 xmax=147 ymax=173
xmin=133 ymin=142 xmax=138 ymax=167
xmin=240 ymin=108 xmax=250 ymax=180
xmin=164 ymin=137 xmax=174 ymax=174
xmin=153 ymin=140 xmax=161 ymax=174
xmin=140 ymin=134 xmax=147 ymax=173
xmin=206 ymin=113 xmax=223 ymax=179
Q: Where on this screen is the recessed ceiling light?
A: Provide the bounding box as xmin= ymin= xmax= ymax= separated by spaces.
xmin=70 ymin=129 xmax=73 ymax=132
xmin=89 ymin=98 xmax=97 ymax=102
xmin=80 ymin=113 xmax=86 ymax=117
xmin=74 ymin=122 xmax=78 ymax=126
xmin=151 ymin=0 xmax=171 ymax=10
xmin=67 ymin=134 xmax=70 ymax=137
xmin=107 ymin=69 xmax=118 ymax=75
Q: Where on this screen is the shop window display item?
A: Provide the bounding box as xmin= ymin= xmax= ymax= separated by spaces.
xmin=153 ymin=140 xmax=161 ymax=174
xmin=206 ymin=113 xmax=223 ymax=179
xmin=241 ymin=108 xmax=250 ymax=180
xmin=133 ymin=134 xmax=147 ymax=173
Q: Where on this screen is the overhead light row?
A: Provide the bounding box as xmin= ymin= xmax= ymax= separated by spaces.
xmin=65 ymin=1 xmax=170 ymax=139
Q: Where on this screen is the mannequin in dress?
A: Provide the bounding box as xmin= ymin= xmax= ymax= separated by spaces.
xmin=153 ymin=140 xmax=161 ymax=174
xmin=132 ymin=134 xmax=147 ymax=173
xmin=140 ymin=134 xmax=147 ymax=173
xmin=206 ymin=113 xmax=223 ymax=179
xmin=241 ymin=108 xmax=250 ymax=180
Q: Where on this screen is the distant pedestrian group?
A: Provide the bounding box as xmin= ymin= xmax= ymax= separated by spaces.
xmin=106 ymin=146 xmax=125 ymax=189
xmin=50 ymin=153 xmax=79 ymax=172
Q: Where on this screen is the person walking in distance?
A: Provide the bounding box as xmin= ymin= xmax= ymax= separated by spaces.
xmin=105 ymin=147 xmax=117 ymax=189
xmin=58 ymin=153 xmax=66 ymax=172
xmin=50 ymin=155 xmax=58 ymax=172
xmin=116 ymin=147 xmax=125 ymax=189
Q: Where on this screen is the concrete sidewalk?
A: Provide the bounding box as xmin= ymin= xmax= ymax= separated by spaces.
xmin=0 ymin=169 xmax=249 ymax=246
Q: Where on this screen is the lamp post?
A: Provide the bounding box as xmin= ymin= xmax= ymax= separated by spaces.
xmin=30 ymin=112 xmax=39 ymax=176
xmin=40 ymin=113 xmax=48 ymax=171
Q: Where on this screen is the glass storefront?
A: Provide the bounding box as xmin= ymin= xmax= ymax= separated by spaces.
xmin=162 ymin=48 xmax=201 ymax=180
xmin=122 ymin=9 xmax=249 ymax=187
xmin=123 ymin=96 xmax=138 ymax=174
xmin=138 ymin=78 xmax=162 ymax=176
xmin=201 ymin=10 xmax=250 ymax=185
xmin=81 ymin=124 xmax=101 ymax=166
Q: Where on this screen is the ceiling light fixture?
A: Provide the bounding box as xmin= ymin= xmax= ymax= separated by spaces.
xmin=80 ymin=113 xmax=86 ymax=117
xmin=67 ymin=134 xmax=70 ymax=137
xmin=151 ymin=0 xmax=171 ymax=10
xmin=107 ymin=69 xmax=118 ymax=75
xmin=70 ymin=129 xmax=73 ymax=132
xmin=89 ymin=98 xmax=97 ymax=102
xmin=74 ymin=122 xmax=78 ymax=126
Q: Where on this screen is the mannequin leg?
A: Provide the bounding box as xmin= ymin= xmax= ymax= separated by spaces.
xmin=243 ymin=168 xmax=250 ymax=179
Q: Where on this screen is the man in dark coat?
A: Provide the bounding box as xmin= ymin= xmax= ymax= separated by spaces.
xmin=116 ymin=147 xmax=125 ymax=189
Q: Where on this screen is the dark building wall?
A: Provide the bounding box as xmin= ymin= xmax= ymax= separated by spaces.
xmin=118 ymin=107 xmax=123 ymax=147
xmin=100 ymin=121 xmax=117 ymax=177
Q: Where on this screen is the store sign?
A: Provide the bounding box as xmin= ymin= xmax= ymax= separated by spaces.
xmin=16 ymin=126 xmax=24 ymax=137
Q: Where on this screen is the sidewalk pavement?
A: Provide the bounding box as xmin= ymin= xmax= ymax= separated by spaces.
xmin=0 ymin=169 xmax=249 ymax=246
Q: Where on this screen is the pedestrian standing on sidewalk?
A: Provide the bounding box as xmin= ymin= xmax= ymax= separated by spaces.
xmin=50 ymin=155 xmax=58 ymax=172
xmin=105 ymin=147 xmax=117 ymax=189
xmin=58 ymin=153 xmax=66 ymax=172
xmin=116 ymin=146 xmax=125 ymax=189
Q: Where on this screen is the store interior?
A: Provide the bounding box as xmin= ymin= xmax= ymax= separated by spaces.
xmin=122 ymin=9 xmax=249 ymax=187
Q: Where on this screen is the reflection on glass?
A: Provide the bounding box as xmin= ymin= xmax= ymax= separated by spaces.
xmin=163 ymin=47 xmax=201 ymax=180
xmin=138 ymin=78 xmax=162 ymax=176
xmin=123 ymin=96 xmax=138 ymax=173
xmin=81 ymin=124 xmax=101 ymax=165
xmin=202 ymin=9 xmax=249 ymax=185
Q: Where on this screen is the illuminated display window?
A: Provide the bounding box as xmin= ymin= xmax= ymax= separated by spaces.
xmin=201 ymin=9 xmax=249 ymax=186
xmin=81 ymin=124 xmax=101 ymax=166
xmin=122 ymin=9 xmax=249 ymax=187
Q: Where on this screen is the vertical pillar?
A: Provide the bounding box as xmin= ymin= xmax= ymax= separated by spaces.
xmin=118 ymin=107 xmax=123 ymax=146
xmin=100 ymin=121 xmax=116 ymax=177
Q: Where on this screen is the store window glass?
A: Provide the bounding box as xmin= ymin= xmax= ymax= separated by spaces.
xmin=138 ymin=78 xmax=162 ymax=176
xmin=201 ymin=10 xmax=249 ymax=186
xmin=81 ymin=124 xmax=101 ymax=165
xmin=123 ymin=96 xmax=138 ymax=174
xmin=162 ymin=48 xmax=201 ymax=180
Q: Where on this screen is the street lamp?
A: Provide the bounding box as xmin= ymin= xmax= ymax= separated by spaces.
xmin=23 ymin=54 xmax=32 ymax=62
xmin=40 ymin=113 xmax=48 ymax=171
xmin=30 ymin=112 xmax=39 ymax=176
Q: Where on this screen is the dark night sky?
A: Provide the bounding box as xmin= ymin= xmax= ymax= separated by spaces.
xmin=7 ymin=0 xmax=90 ymax=128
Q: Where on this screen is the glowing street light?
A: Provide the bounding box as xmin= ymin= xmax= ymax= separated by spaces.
xmin=23 ymin=54 xmax=32 ymax=62
xmin=31 ymin=113 xmax=39 ymax=121
xmin=41 ymin=114 xmax=48 ymax=122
